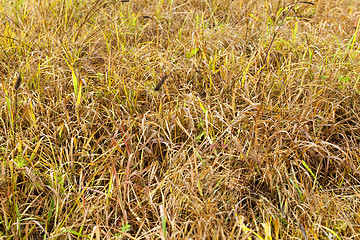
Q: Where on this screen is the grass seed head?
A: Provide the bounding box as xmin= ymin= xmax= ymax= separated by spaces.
xmin=154 ymin=75 xmax=168 ymax=91
xmin=14 ymin=73 xmax=22 ymax=90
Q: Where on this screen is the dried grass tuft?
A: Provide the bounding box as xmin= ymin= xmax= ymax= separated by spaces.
xmin=0 ymin=0 xmax=360 ymax=239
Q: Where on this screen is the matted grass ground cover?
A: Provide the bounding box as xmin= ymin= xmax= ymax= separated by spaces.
xmin=0 ymin=0 xmax=360 ymax=239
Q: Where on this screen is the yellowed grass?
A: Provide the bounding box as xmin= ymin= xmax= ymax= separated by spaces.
xmin=1 ymin=0 xmax=360 ymax=239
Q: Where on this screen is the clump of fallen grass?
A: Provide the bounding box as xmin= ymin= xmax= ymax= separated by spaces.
xmin=0 ymin=0 xmax=360 ymax=239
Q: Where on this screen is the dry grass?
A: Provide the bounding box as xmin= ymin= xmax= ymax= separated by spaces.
xmin=0 ymin=0 xmax=360 ymax=239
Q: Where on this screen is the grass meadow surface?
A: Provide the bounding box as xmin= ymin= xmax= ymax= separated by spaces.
xmin=0 ymin=0 xmax=360 ymax=239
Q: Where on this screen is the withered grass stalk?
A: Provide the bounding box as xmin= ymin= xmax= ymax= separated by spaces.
xmin=13 ymin=73 xmax=21 ymax=149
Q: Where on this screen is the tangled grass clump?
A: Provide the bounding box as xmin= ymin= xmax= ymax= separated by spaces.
xmin=0 ymin=0 xmax=360 ymax=239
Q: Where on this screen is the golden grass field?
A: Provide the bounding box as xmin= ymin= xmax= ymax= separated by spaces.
xmin=1 ymin=0 xmax=360 ymax=239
